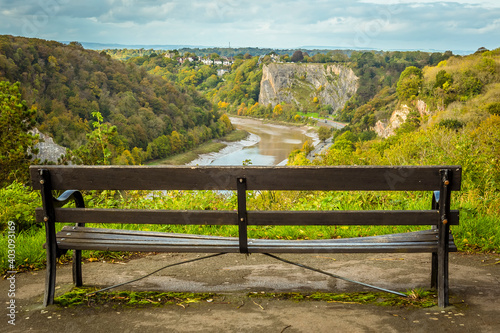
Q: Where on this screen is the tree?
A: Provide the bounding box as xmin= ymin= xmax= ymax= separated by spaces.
xmin=396 ymin=66 xmax=423 ymax=101
xmin=317 ymin=126 xmax=331 ymax=142
xmin=291 ymin=50 xmax=304 ymax=62
xmin=273 ymin=104 xmax=283 ymax=117
xmin=73 ymin=112 xmax=117 ymax=165
xmin=0 ymin=81 xmax=38 ymax=187
xmin=434 ymin=70 xmax=453 ymax=89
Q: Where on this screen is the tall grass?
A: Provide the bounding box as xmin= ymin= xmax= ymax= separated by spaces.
xmin=1 ymin=185 xmax=498 ymax=274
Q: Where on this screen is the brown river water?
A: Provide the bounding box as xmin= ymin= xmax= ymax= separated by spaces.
xmin=188 ymin=117 xmax=318 ymax=166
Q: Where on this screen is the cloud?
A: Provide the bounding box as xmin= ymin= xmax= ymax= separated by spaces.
xmin=0 ymin=0 xmax=498 ymax=51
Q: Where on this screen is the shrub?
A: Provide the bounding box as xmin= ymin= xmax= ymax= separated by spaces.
xmin=0 ymin=182 xmax=40 ymax=232
xmin=438 ymin=119 xmax=464 ymax=131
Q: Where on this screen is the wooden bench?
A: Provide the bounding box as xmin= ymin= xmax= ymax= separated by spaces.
xmin=30 ymin=165 xmax=461 ymax=307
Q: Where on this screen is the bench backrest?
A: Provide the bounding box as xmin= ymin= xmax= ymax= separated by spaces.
xmin=30 ymin=165 xmax=461 ymax=253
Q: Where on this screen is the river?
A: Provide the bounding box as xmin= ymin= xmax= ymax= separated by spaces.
xmin=188 ymin=117 xmax=318 ymax=166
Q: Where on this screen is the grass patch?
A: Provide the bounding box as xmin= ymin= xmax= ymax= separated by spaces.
xmin=55 ymin=287 xmax=215 ymax=308
xmin=248 ymin=289 xmax=437 ymax=308
xmin=2 ymin=187 xmax=498 ymax=275
xmin=297 ymin=111 xmax=320 ymax=118
xmin=223 ymin=129 xmax=249 ymax=142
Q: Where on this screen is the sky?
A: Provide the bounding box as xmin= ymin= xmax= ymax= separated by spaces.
xmin=1 ymin=0 xmax=499 ymax=53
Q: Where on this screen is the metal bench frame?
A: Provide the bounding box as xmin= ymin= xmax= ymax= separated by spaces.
xmin=30 ymin=165 xmax=461 ymax=307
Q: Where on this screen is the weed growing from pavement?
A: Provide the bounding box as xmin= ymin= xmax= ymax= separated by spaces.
xmin=55 ymin=288 xmax=437 ymax=308
xmin=55 ymin=288 xmax=215 ymax=308
xmin=248 ymin=289 xmax=437 ymax=308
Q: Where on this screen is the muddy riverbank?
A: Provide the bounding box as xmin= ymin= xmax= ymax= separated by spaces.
xmin=189 ymin=117 xmax=318 ymax=166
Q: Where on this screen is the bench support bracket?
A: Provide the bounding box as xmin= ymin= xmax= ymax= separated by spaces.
xmin=237 ymin=177 xmax=248 ymax=254
xmin=438 ymin=169 xmax=452 ymax=307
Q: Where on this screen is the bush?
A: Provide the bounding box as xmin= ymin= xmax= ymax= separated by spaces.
xmin=438 ymin=119 xmax=464 ymax=131
xmin=485 ymin=102 xmax=500 ymax=116
xmin=0 ymin=182 xmax=40 ymax=232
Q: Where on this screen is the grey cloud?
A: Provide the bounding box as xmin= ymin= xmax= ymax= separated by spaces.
xmin=0 ymin=0 xmax=498 ymax=50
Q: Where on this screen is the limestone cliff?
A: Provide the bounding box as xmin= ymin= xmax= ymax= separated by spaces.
xmin=373 ymin=100 xmax=431 ymax=138
xmin=31 ymin=128 xmax=67 ymax=163
xmin=259 ymin=63 xmax=358 ymax=111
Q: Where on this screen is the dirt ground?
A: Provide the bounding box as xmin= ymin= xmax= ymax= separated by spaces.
xmin=2 ymin=252 xmax=499 ymax=332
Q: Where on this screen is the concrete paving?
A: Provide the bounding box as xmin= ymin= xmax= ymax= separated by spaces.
xmin=2 ymin=252 xmax=499 ymax=332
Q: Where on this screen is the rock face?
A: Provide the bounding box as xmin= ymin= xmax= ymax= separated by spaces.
xmin=374 ymin=105 xmax=411 ymax=138
xmin=373 ymin=100 xmax=431 ymax=138
xmin=259 ymin=63 xmax=358 ymax=111
xmin=31 ymin=128 xmax=67 ymax=163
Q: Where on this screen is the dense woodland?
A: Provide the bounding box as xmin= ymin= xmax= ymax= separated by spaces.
xmin=0 ymin=35 xmax=232 ymax=170
xmin=103 ymin=47 xmax=355 ymax=61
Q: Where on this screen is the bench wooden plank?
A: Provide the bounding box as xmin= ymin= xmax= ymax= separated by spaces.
xmin=37 ymin=208 xmax=460 ymax=226
xmin=59 ymin=226 xmax=238 ymax=241
xmin=30 ymin=165 xmax=462 ymax=191
xmin=59 ymin=227 xmax=442 ymax=242
xmin=55 ymin=227 xmax=457 ymax=254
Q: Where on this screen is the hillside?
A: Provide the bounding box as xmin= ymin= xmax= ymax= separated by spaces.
xmin=0 ymin=35 xmax=231 ymax=164
xmin=127 ymin=49 xmax=453 ymax=125
xmin=286 ymin=49 xmax=500 ymax=252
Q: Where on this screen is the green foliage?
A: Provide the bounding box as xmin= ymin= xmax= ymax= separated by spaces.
xmin=250 ymin=291 xmax=437 ymax=308
xmin=0 ymin=35 xmax=227 ymax=162
xmin=485 ymin=102 xmax=500 ymax=115
xmin=73 ymin=112 xmax=116 ymax=165
xmin=0 ymin=226 xmax=47 ymax=273
xmin=317 ymin=126 xmax=331 ymax=142
xmin=106 ymin=47 xmax=353 ymax=61
xmin=0 ymin=80 xmax=38 ymax=186
xmin=303 ymin=116 xmax=500 ymax=252
xmin=438 ymin=119 xmax=464 ymax=131
xmin=434 ymin=69 xmax=453 ymax=89
xmin=0 ymin=181 xmax=40 ymax=232
xmin=55 ymin=287 xmax=215 ymax=307
xmin=423 ymin=50 xmax=500 ymax=108
xmin=397 ymin=66 xmax=423 ymax=101
xmin=396 ymin=110 xmax=421 ymax=134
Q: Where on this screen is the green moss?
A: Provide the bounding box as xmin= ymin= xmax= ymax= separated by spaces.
xmin=248 ymin=290 xmax=437 ymax=308
xmin=55 ymin=288 xmax=215 ymax=308
xmin=55 ymin=288 xmax=437 ymax=309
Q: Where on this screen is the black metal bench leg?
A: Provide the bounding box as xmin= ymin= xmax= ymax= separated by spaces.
xmin=431 ymin=252 xmax=438 ymax=289
xmin=437 ymin=246 xmax=449 ymax=307
xmin=44 ymin=242 xmax=57 ymax=306
xmin=437 ymin=169 xmax=451 ymax=307
xmin=73 ymin=250 xmax=83 ymax=286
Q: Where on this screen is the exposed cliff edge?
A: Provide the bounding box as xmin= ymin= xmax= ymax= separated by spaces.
xmin=259 ymin=63 xmax=358 ymax=111
xmin=373 ymin=100 xmax=430 ymax=138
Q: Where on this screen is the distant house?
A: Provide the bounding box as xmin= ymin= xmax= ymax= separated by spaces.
xmin=200 ymin=56 xmax=233 ymax=67
xmin=178 ymin=57 xmax=194 ymax=64
xmin=217 ymin=69 xmax=229 ymax=77
xmin=201 ymin=58 xmax=213 ymax=66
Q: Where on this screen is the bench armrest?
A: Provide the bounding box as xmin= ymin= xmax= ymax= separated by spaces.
xmin=53 ymin=190 xmax=85 ymax=209
xmin=432 ymin=190 xmax=440 ymax=210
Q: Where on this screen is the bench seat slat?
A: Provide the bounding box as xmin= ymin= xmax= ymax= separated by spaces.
xmin=59 ymin=226 xmax=442 ymax=243
xmin=55 ymin=227 xmax=457 ymax=254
